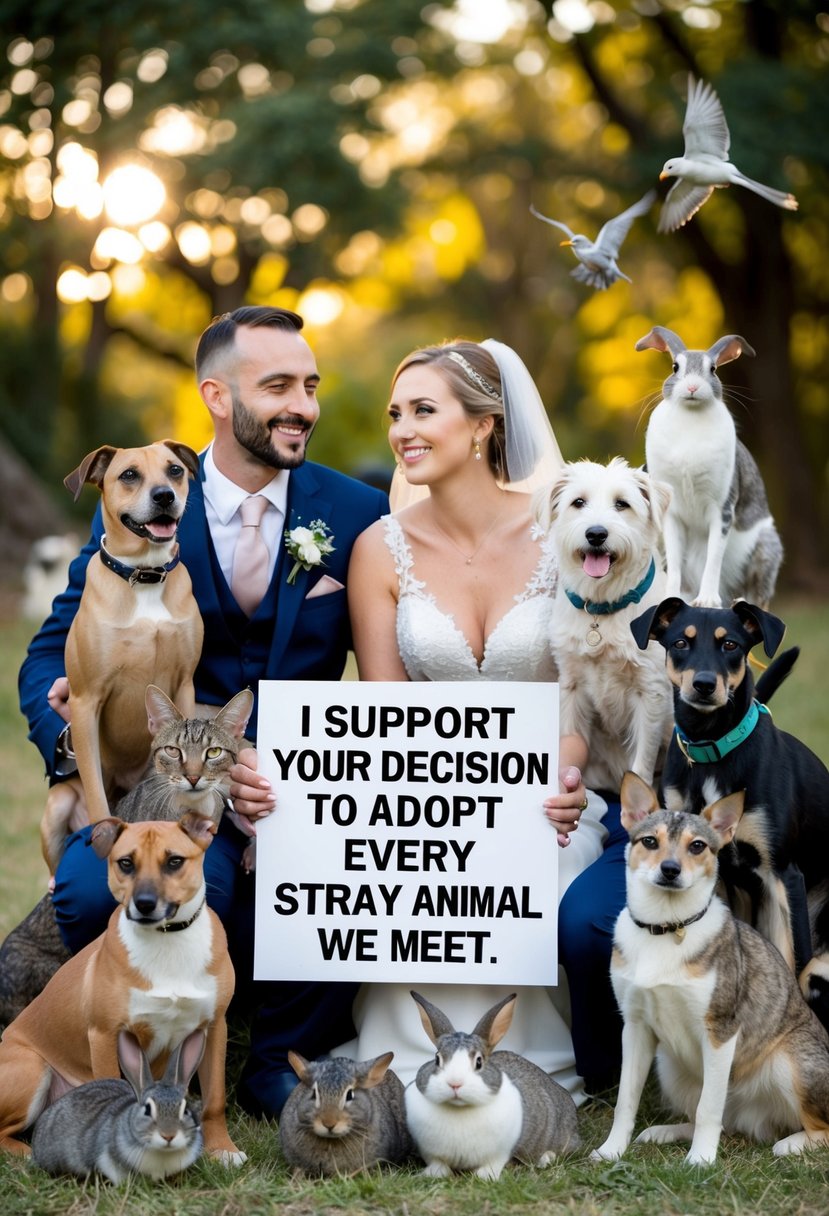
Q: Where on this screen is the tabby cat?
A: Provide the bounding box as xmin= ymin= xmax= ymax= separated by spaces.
xmin=115 ymin=684 xmax=254 ymax=826
xmin=0 ymin=686 xmax=254 ymax=1025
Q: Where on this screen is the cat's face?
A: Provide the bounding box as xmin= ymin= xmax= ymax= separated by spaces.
xmin=151 ymin=718 xmax=238 ymax=793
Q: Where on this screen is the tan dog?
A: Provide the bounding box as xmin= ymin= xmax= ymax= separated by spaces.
xmin=0 ymin=814 xmax=244 ymax=1164
xmin=41 ymin=440 xmax=204 ymax=868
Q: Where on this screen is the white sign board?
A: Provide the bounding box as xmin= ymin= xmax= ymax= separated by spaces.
xmin=253 ymin=680 xmax=559 ymax=985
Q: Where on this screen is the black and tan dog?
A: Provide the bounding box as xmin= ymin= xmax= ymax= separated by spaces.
xmin=631 ymin=597 xmax=829 ymax=1022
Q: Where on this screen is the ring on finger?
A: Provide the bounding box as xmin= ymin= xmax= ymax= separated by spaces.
xmin=579 ymin=797 xmax=588 ymax=812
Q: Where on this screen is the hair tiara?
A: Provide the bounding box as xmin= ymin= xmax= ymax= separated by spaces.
xmin=445 ymin=350 xmax=502 ymax=402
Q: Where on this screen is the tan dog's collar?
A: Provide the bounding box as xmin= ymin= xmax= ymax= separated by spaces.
xmin=155 ymin=898 xmax=206 ymax=933
xmin=99 ymin=535 xmax=181 ymax=585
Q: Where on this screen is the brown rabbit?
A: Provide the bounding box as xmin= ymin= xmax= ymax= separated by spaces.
xmin=278 ymin=1052 xmax=412 ymax=1176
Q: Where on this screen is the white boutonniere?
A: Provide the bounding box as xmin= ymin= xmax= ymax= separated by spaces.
xmin=284 ymin=519 xmax=335 ymax=585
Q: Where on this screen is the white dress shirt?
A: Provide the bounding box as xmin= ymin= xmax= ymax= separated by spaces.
xmin=201 ymin=443 xmax=289 ymax=589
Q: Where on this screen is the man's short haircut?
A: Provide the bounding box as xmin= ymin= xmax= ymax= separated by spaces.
xmin=195 ymin=306 xmax=305 ymax=380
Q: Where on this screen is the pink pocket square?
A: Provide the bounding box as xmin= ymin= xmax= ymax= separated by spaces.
xmin=305 ymin=574 xmax=345 ymax=599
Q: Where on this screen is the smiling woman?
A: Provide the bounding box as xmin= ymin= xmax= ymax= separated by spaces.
xmin=332 ymin=336 xmax=614 ymax=1095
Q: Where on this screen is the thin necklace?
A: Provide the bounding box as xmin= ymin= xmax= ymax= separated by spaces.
xmin=431 ymin=502 xmax=506 ymax=565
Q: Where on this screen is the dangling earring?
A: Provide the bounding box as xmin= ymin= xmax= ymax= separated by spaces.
xmin=474 ymin=440 xmax=482 ymax=462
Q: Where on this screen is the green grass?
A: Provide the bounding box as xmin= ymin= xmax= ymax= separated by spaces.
xmin=1 ymin=597 xmax=829 ymax=1214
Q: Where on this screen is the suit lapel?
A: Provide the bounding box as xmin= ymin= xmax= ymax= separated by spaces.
xmin=268 ymin=463 xmax=332 ymax=674
xmin=177 ymin=457 xmax=226 ymax=621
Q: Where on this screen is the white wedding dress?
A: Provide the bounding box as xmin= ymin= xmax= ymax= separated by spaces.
xmin=333 ymin=516 xmax=608 ymax=1101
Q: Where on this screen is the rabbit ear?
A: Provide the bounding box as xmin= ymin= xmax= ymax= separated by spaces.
xmin=117 ymin=1031 xmax=153 ymax=1099
xmin=707 ymin=334 xmax=756 ymax=367
xmin=356 ymin=1052 xmax=394 ymax=1089
xmin=288 ymin=1050 xmax=311 ymax=1081
xmin=410 ymin=990 xmax=454 ymax=1044
xmin=164 ymin=1029 xmax=206 ymax=1088
xmin=634 ymin=326 xmax=686 ymax=357
xmin=472 ymin=993 xmax=517 ymax=1048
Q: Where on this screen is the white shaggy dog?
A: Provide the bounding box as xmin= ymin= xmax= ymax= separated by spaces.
xmin=539 ymin=458 xmax=673 ymax=791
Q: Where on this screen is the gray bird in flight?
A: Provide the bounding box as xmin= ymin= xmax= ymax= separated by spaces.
xmin=530 ymin=189 xmax=656 ymax=290
xmin=658 ymin=75 xmax=798 ymax=232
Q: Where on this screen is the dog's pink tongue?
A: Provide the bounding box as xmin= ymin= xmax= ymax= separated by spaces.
xmin=146 ymin=520 xmax=178 ymax=540
xmin=583 ymin=552 xmax=611 ymax=578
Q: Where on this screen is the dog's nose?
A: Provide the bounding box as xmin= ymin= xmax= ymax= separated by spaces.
xmin=692 ymin=672 xmax=718 ymax=697
xmin=152 ymin=486 xmax=176 ymax=509
xmin=585 ymin=526 xmax=608 ymax=548
xmin=660 ymin=858 xmax=681 ymax=882
xmin=134 ymin=892 xmax=159 ymax=916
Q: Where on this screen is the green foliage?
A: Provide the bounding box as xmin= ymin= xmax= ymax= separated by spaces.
xmin=0 ymin=0 xmax=826 ymax=583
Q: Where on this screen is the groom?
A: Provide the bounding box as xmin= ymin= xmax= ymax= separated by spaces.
xmin=18 ymin=305 xmax=388 ymax=1117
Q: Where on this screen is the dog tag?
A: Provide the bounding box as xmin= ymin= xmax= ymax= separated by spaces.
xmin=674 ymin=925 xmax=686 ymax=942
xmin=586 ymin=625 xmax=602 ymax=647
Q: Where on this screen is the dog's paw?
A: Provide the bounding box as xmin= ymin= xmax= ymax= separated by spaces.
xmin=589 ymin=1143 xmax=625 ymax=1162
xmin=636 ymin=1121 xmax=693 ymax=1145
xmin=210 ymin=1148 xmax=248 ymax=1167
xmin=691 ymin=594 xmax=723 ymax=609
xmin=772 ymin=1131 xmax=829 ymax=1157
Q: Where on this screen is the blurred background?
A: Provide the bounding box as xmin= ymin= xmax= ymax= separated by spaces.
xmin=0 ymin=0 xmax=826 ymax=601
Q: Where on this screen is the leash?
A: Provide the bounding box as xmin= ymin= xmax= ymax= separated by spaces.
xmin=630 ymin=894 xmax=714 ymax=942
xmin=99 ymin=535 xmax=181 ymax=586
xmin=675 ymin=700 xmax=770 ymax=765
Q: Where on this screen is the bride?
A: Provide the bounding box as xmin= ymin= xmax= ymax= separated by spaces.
xmin=335 ymin=338 xmax=609 ymax=1099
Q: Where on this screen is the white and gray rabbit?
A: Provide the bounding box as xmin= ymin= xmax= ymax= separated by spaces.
xmin=405 ymin=991 xmax=581 ymax=1180
xmin=278 ymin=1050 xmax=412 ymax=1176
xmin=638 ymin=325 xmax=782 ymax=608
xmin=31 ymin=1029 xmax=205 ymax=1182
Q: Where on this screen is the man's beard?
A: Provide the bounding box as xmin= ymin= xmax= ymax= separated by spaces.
xmin=231 ymin=392 xmax=312 ymax=470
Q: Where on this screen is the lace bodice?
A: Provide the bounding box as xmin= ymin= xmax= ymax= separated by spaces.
xmin=383 ymin=514 xmax=559 ymax=682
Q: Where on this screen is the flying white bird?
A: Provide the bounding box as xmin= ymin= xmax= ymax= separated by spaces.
xmin=658 ymin=75 xmax=798 ymax=232
xmin=530 ymin=189 xmax=655 ymax=290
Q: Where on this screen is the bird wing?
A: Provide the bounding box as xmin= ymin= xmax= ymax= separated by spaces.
xmin=658 ymin=178 xmax=715 ymax=233
xmin=529 ymin=204 xmax=576 ymax=241
xmin=593 ymin=189 xmax=656 ymax=255
xmin=682 ymin=75 xmax=730 ymax=161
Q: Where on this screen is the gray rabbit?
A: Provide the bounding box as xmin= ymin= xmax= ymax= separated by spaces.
xmin=405 ymin=991 xmax=581 ymax=1179
xmin=638 ymin=325 xmax=782 ymax=608
xmin=31 ymin=1029 xmax=205 ymax=1182
xmin=278 ymin=1050 xmax=412 ymax=1176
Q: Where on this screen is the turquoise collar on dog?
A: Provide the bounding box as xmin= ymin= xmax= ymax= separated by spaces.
xmin=564 ymin=558 xmax=656 ymax=616
xmin=675 ymin=700 xmax=770 ymax=765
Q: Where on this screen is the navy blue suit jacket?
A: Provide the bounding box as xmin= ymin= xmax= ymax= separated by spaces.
xmin=19 ymin=455 xmax=388 ymax=773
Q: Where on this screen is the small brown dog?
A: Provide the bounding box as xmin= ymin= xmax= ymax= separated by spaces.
xmin=0 ymin=814 xmax=244 ymax=1165
xmin=41 ymin=440 xmax=204 ymax=868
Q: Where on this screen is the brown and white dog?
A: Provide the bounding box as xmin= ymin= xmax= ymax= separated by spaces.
xmin=592 ymin=773 xmax=829 ymax=1165
xmin=0 ymin=813 xmax=244 ymax=1164
xmin=41 ymin=440 xmax=204 ymax=869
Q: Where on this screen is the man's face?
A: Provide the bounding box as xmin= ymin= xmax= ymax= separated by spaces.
xmin=226 ymin=325 xmax=321 ymax=471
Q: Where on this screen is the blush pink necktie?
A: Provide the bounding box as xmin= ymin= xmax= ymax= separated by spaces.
xmin=231 ymin=495 xmax=270 ymax=616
